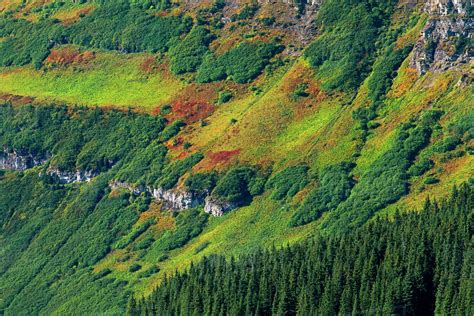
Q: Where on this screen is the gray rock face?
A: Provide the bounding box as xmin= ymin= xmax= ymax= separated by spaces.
xmin=149 ymin=187 xmax=206 ymax=210
xmin=0 ymin=148 xmax=98 ymax=183
xmin=109 ymin=180 xmax=238 ymax=216
xmin=425 ymin=0 xmax=472 ymax=15
xmin=204 ymin=196 xmax=238 ymax=217
xmin=410 ymin=1 xmax=473 ymax=74
xmin=48 ymin=168 xmax=97 ymax=184
xmin=109 ymin=181 xmax=209 ymax=211
xmin=109 ymin=180 xmax=146 ymax=195
xmin=0 ymin=150 xmax=47 ymax=171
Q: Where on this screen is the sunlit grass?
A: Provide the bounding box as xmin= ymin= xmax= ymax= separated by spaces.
xmin=0 ymin=51 xmax=184 ymax=110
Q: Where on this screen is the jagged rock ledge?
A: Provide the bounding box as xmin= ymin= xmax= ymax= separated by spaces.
xmin=1 ymin=149 xmax=99 ymax=184
xmin=47 ymin=168 xmax=98 ymax=184
xmin=109 ymin=180 xmax=236 ymax=216
xmin=204 ymin=196 xmax=238 ymax=217
xmin=0 ymin=150 xmax=48 ymax=171
xmin=410 ymin=0 xmax=473 ymax=75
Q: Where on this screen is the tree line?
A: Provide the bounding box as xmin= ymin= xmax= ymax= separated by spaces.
xmin=130 ymin=184 xmax=473 ymax=315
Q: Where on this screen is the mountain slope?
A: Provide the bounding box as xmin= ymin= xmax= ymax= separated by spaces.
xmin=0 ymin=0 xmax=472 ymax=314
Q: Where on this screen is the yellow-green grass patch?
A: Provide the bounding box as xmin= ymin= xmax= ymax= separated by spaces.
xmin=0 ymin=51 xmax=184 ymax=110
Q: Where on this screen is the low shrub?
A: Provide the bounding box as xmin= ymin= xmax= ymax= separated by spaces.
xmin=128 ymin=263 xmax=142 ymax=273
xmin=196 ymin=41 xmax=283 ymax=84
xmin=185 ymin=172 xmax=218 ymax=193
xmin=408 ymin=158 xmax=434 ymax=177
xmin=211 ymin=167 xmax=256 ymax=203
xmin=424 ymin=176 xmax=440 ymax=185
xmin=290 ymin=162 xmax=354 ymax=227
xmin=158 ymin=153 xmax=204 ymax=190
xmin=138 ymin=266 xmax=160 ymax=278
xmin=265 ymin=165 xmax=309 ymax=200
xmin=218 ymin=91 xmax=233 ymax=104
xmin=168 ymin=26 xmax=214 ymax=75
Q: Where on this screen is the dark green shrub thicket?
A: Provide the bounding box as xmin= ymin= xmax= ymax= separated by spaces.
xmin=367 ymin=44 xmax=413 ymax=104
xmin=196 ymin=41 xmax=283 ymax=84
xmin=432 ymin=136 xmax=462 ymax=153
xmin=408 ymin=158 xmax=434 ymax=177
xmin=134 ymin=235 xmax=155 ymax=250
xmin=93 ymin=268 xmax=112 ymax=281
xmin=230 ymin=3 xmax=259 ymax=21
xmin=450 ymin=109 xmax=474 ymax=140
xmin=196 ymin=53 xmax=227 ymax=82
xmin=290 ymin=162 xmax=355 ymax=227
xmin=0 ymin=19 xmax=63 ymax=69
xmin=185 ymin=172 xmax=218 ymax=193
xmin=211 ymin=166 xmax=266 ymax=203
xmin=0 ymin=3 xmax=191 ymax=67
xmin=265 ymin=164 xmax=309 ymax=200
xmin=0 ymin=173 xmax=66 ymax=274
xmin=0 ymin=3 xmax=278 ymax=85
xmin=324 ymin=111 xmax=442 ymax=232
xmin=304 ymin=0 xmax=398 ymax=91
xmin=115 ymin=219 xmax=155 ymax=250
xmin=157 ymin=153 xmax=204 ymax=190
xmin=0 ymin=173 xmax=139 ymax=315
xmin=0 ymin=104 xmax=207 ymax=193
xmin=128 ymin=263 xmax=142 ymax=273
xmin=158 ymin=119 xmax=185 ymax=142
xmin=115 ymin=143 xmax=168 ymax=186
xmin=424 ymin=176 xmax=440 ymax=185
xmin=217 ymin=91 xmax=233 ymax=104
xmin=290 ymin=83 xmax=310 ymax=100
xmin=68 ymin=3 xmax=191 ymax=53
xmin=138 ymin=266 xmax=160 ymax=279
xmin=0 ymin=104 xmax=166 ymax=172
xmin=168 ymin=26 xmax=214 ymax=75
xmin=131 ymin=185 xmax=473 ymax=316
xmin=194 ymin=241 xmax=211 ymax=254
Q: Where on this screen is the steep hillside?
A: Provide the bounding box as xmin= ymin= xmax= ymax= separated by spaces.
xmin=0 ymin=0 xmax=472 ymax=314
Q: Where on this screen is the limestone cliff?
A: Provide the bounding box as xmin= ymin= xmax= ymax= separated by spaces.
xmin=0 ymin=150 xmax=47 ymax=171
xmin=410 ymin=0 xmax=473 ymax=74
xmin=109 ymin=180 xmax=237 ymax=216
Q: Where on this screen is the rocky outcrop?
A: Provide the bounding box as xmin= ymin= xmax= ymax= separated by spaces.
xmin=109 ymin=180 xmax=237 ymax=216
xmin=0 ymin=148 xmax=99 ymax=183
xmin=109 ymin=181 xmax=208 ymax=211
xmin=149 ymin=187 xmax=206 ymax=210
xmin=0 ymin=150 xmax=47 ymax=171
xmin=109 ymin=180 xmax=146 ymax=195
xmin=410 ymin=0 xmax=473 ymax=74
xmin=48 ymin=168 xmax=98 ymax=184
xmin=425 ymin=0 xmax=472 ymax=15
xmin=203 ymin=196 xmax=238 ymax=217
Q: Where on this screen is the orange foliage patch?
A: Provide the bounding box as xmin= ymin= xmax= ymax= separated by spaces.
xmin=167 ymin=101 xmax=215 ymax=124
xmin=280 ymin=61 xmax=326 ymax=116
xmin=140 ymin=203 xmax=176 ymax=232
xmin=45 ymin=47 xmax=95 ymax=67
xmin=59 ymin=6 xmax=94 ymax=25
xmin=0 ymin=93 xmax=35 ymax=106
xmin=207 ymin=149 xmax=241 ymax=165
xmin=140 ymin=56 xmax=159 ymax=74
xmin=108 ymin=189 xmax=122 ymax=198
